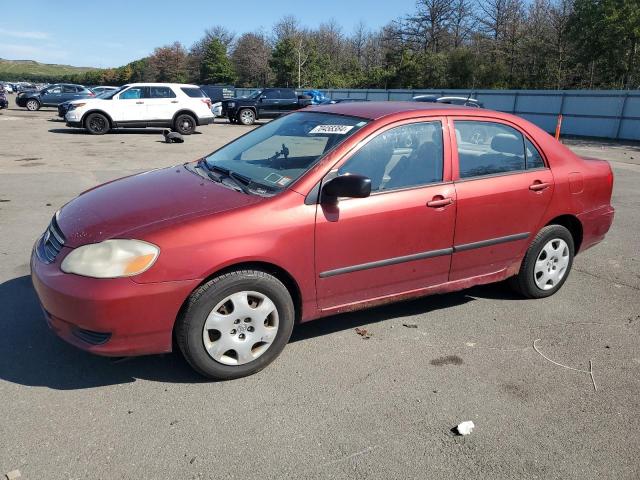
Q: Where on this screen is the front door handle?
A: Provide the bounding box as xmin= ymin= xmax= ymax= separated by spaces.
xmin=136 ymin=101 xmax=144 ymax=104
xmin=427 ymin=196 xmax=454 ymax=208
xmin=171 ymin=100 xmax=179 ymax=103
xmin=529 ymin=181 xmax=551 ymax=191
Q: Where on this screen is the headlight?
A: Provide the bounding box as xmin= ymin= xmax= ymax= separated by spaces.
xmin=227 ymin=102 xmax=235 ymax=108
xmin=68 ymin=102 xmax=85 ymax=111
xmin=61 ymin=239 xmax=159 ymax=278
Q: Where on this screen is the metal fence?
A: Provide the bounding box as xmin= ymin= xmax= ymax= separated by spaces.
xmin=234 ymin=88 xmax=640 ymax=141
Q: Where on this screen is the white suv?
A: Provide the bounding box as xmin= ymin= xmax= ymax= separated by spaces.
xmin=65 ymin=83 xmax=214 ymax=135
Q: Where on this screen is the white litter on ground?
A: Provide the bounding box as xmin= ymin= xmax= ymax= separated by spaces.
xmin=455 ymin=421 xmax=475 ymax=435
xmin=5 ymin=469 xmax=21 ymax=480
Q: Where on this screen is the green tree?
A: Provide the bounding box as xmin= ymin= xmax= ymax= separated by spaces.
xmin=200 ymin=38 xmax=235 ymax=84
xmin=270 ymin=38 xmax=297 ymax=86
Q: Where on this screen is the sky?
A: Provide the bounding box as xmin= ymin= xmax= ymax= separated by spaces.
xmin=0 ymin=0 xmax=417 ymax=68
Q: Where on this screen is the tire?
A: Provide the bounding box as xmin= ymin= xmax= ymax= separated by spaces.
xmin=510 ymin=225 xmax=574 ymax=298
xmin=84 ymin=112 xmax=110 ymax=135
xmin=238 ymin=108 xmax=256 ymax=126
xmin=26 ymin=99 xmax=40 ymax=111
xmin=176 ymin=270 xmax=295 ymax=380
xmin=174 ymin=114 xmax=196 ymax=135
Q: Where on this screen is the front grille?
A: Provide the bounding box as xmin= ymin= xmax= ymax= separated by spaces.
xmin=36 ymin=215 xmax=66 ymax=264
xmin=72 ymin=327 xmax=112 ymax=345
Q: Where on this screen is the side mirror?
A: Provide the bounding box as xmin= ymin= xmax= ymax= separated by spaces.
xmin=322 ymin=174 xmax=371 ymax=202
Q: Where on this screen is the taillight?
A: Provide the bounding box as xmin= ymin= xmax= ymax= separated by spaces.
xmin=202 ymin=98 xmax=212 ymax=108
xmin=89 ymin=92 xmax=95 ymax=96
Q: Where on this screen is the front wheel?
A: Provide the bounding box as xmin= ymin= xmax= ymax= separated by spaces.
xmin=510 ymin=225 xmax=574 ymax=298
xmin=84 ymin=112 xmax=110 ymax=135
xmin=174 ymin=114 xmax=196 ymax=135
xmin=26 ymin=99 xmax=40 ymax=111
xmin=176 ymin=270 xmax=295 ymax=380
xmin=238 ymin=108 xmax=256 ymax=126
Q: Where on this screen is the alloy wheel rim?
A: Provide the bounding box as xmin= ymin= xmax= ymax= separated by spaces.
xmin=181 ymin=119 xmax=193 ymax=131
xmin=202 ymin=290 xmax=279 ymax=366
xmin=240 ymin=111 xmax=253 ymax=123
xmin=27 ymin=100 xmax=38 ymax=110
xmin=534 ymin=238 xmax=570 ymax=290
xmin=90 ymin=116 xmax=106 ymax=132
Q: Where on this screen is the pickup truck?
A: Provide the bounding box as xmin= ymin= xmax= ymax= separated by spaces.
xmin=221 ymin=88 xmax=312 ymax=125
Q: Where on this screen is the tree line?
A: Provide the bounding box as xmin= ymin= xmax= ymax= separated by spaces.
xmin=33 ymin=0 xmax=640 ymax=90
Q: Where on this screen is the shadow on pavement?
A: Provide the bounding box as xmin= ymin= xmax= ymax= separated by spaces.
xmin=0 ymin=274 xmax=517 ymax=390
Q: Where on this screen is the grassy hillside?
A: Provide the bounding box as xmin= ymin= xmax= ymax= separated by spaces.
xmin=0 ymin=59 xmax=99 ymax=82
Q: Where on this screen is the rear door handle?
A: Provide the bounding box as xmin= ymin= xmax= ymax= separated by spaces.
xmin=136 ymin=101 xmax=144 ymax=104
xmin=427 ymin=196 xmax=454 ymax=208
xmin=171 ymin=100 xmax=179 ymax=103
xmin=529 ymin=181 xmax=551 ymax=191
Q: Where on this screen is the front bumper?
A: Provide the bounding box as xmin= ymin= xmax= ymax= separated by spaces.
xmin=31 ymin=247 xmax=199 ymax=356
xmin=15 ymin=96 xmax=27 ymax=107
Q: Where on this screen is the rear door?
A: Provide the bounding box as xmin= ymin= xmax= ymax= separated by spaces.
xmin=61 ymin=85 xmax=80 ymax=102
xmin=278 ymin=89 xmax=299 ymax=114
xmin=145 ymin=86 xmax=178 ymax=123
xmin=449 ymin=117 xmax=554 ymax=281
xmin=315 ymin=119 xmax=456 ymax=310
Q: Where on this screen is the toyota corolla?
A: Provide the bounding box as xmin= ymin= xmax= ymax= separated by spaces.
xmin=31 ymin=102 xmax=614 ymax=379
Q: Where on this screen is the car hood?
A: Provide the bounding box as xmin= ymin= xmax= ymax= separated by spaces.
xmin=57 ymin=165 xmax=263 ymax=248
xmin=69 ymin=97 xmax=102 ymax=105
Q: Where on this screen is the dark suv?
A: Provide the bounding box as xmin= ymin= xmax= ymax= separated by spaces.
xmin=222 ymin=88 xmax=312 ymax=125
xmin=16 ymin=83 xmax=95 ymax=111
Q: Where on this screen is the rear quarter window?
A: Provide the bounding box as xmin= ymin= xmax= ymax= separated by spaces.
xmin=181 ymin=87 xmax=206 ymax=98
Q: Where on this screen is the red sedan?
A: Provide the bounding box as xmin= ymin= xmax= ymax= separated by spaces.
xmin=31 ymin=102 xmax=614 ymax=379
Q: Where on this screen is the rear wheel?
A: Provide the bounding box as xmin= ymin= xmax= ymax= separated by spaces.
xmin=85 ymin=112 xmax=110 ymax=135
xmin=176 ymin=270 xmax=295 ymax=380
xmin=238 ymin=108 xmax=256 ymax=126
xmin=174 ymin=114 xmax=196 ymax=135
xmin=510 ymin=225 xmax=574 ymax=298
xmin=26 ymin=99 xmax=40 ymax=111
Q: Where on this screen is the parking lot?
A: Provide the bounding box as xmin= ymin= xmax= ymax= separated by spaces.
xmin=1 ymin=105 xmax=639 ymax=479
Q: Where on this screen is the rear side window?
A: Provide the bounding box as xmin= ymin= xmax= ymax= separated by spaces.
xmin=525 ymin=139 xmax=545 ymax=169
xmin=455 ymin=121 xmax=525 ymax=178
xmin=263 ymin=90 xmax=280 ymax=99
xmin=338 ymin=121 xmax=443 ymax=192
xmin=148 ymin=86 xmax=176 ymax=98
xmin=181 ymin=87 xmax=206 ymax=98
xmin=62 ymin=85 xmax=75 ymax=93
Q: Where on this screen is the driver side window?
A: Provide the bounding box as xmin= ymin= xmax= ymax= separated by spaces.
xmin=119 ymin=87 xmax=146 ymax=100
xmin=47 ymin=86 xmax=62 ymax=94
xmin=338 ymin=122 xmax=443 ymax=192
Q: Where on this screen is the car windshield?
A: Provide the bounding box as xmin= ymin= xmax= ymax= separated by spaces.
xmin=100 ymin=86 xmax=127 ymax=99
xmin=204 ymin=111 xmax=368 ymax=194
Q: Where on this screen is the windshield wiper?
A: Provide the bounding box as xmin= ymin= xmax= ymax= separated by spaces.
xmin=199 ymin=161 xmax=252 ymax=194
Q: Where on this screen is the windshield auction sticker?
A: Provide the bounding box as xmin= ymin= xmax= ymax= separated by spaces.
xmin=309 ymin=125 xmax=354 ymax=135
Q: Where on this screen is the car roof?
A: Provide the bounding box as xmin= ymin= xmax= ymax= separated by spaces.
xmin=307 ymin=101 xmax=485 ymax=120
xmin=126 ymin=83 xmax=200 ymax=88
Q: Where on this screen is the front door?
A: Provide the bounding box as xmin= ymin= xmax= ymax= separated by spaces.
xmin=40 ymin=85 xmax=62 ymax=106
xmin=111 ymin=86 xmax=148 ymax=123
xmin=315 ymin=119 xmax=456 ymax=310
xmin=257 ymin=90 xmax=281 ymax=117
xmin=449 ymin=118 xmax=554 ymax=281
